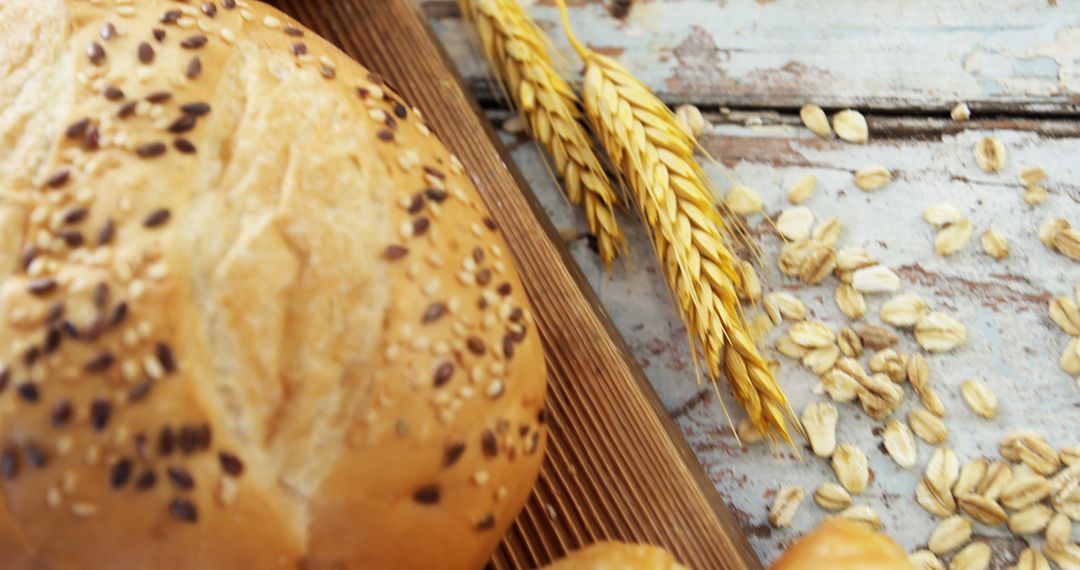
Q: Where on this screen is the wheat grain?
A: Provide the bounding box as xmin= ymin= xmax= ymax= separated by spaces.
xmin=554 ymin=0 xmax=794 ymax=443
xmin=460 ymin=0 xmax=625 ymax=266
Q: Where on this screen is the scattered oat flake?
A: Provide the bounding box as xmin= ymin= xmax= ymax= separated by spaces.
xmin=787 ymin=174 xmax=818 ymax=204
xmin=854 ymin=166 xmax=892 ymax=191
xmin=768 ymin=485 xmax=805 ymax=528
xmin=800 ymin=104 xmax=833 ymax=138
xmin=973 ymin=136 xmax=1006 ymax=172
xmin=934 ymin=218 xmax=973 ymax=257
xmin=980 ymin=230 xmax=1009 ymax=260
xmin=950 ymin=103 xmax=971 ymax=122
xmin=852 ymin=265 xmax=901 ymax=294
xmin=923 ymin=203 xmax=964 ymax=227
xmin=1019 ymin=166 xmax=1047 ymax=187
xmin=832 ymin=110 xmax=868 ymax=143
xmin=776 ymin=207 xmax=815 ymax=241
xmin=915 ymin=312 xmax=967 ymax=352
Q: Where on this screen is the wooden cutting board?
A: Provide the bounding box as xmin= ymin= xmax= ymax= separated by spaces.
xmin=267 ymin=1 xmax=762 ymax=568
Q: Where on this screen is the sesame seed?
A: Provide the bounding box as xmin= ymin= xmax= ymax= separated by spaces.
xmin=168 ymin=114 xmax=197 ymax=134
xmin=222 ymin=0 xmax=236 ymax=8
xmin=486 ymin=379 xmax=505 ymax=399
xmin=167 ymin=466 xmax=195 ymax=491
xmin=110 ymin=458 xmax=133 ymax=489
xmin=155 ymin=343 xmax=177 ymax=374
xmin=117 ymin=101 xmax=138 ymax=119
xmin=186 ymin=56 xmax=202 ymax=79
xmin=61 ymin=207 xmax=88 ymax=225
xmin=0 ymin=366 xmax=8 ymax=392
xmin=97 ymin=219 xmax=115 ymax=246
xmin=320 ymin=65 xmax=336 ymax=79
xmin=377 ymin=129 xmax=394 ymax=142
xmin=497 ymin=283 xmax=512 ymax=296
xmin=146 ymin=91 xmax=172 ymax=104
xmin=464 ymin=337 xmax=486 ymax=356
xmin=161 ymin=10 xmax=182 ymax=24
xmin=263 ymin=15 xmax=282 ymax=28
xmin=413 ymin=485 xmax=440 ymax=505
xmin=180 ymin=35 xmax=208 ymax=49
xmin=476 ymin=514 xmax=496 ymax=531
xmin=158 ymin=427 xmax=175 ymax=456
xmin=46 ymin=487 xmax=61 ymax=508
xmin=93 ymin=282 xmax=110 ymax=308
xmin=476 ymin=269 xmax=492 ymax=287
xmin=137 ymin=42 xmax=155 ymax=64
xmin=85 ymin=351 xmax=115 ymax=374
xmin=22 ymin=346 xmax=40 ymax=368
xmin=108 ymin=302 xmax=128 ymax=328
xmin=219 ymin=452 xmax=244 ymax=477
xmin=220 ymin=28 xmax=236 ymax=44
xmin=201 ymin=2 xmax=217 ymax=17
xmin=58 ymin=230 xmax=83 ymax=248
xmin=87 ymin=42 xmax=106 ymax=65
xmin=16 ymin=383 xmax=39 ymax=403
xmin=174 ymin=138 xmax=197 ymax=154
xmin=483 ymin=217 xmax=498 ymax=231
xmin=66 ymin=119 xmax=91 ymax=138
xmin=482 ymin=430 xmax=497 ymax=458
xmin=80 ymin=315 xmax=105 ymax=341
xmin=283 ymin=25 xmax=304 ymax=37
xmin=128 ymin=380 xmax=153 ymax=402
xmin=44 ymin=169 xmax=70 ymax=189
xmin=422 ymin=302 xmax=447 ymax=323
xmin=153 ymin=28 xmax=166 ymax=42
xmin=143 ymin=208 xmax=171 ymax=227
xmin=136 ymin=142 xmax=167 ymax=158
xmin=180 ymin=102 xmax=212 ymax=116
xmin=84 ymin=126 xmax=100 ymax=150
xmin=434 ymin=362 xmax=454 ymax=387
xmin=444 ymin=442 xmax=466 ymax=467
xmin=42 ymin=327 xmax=62 ymax=355
xmin=413 ymin=217 xmax=430 ymax=236
xmin=90 ymin=399 xmax=111 ymax=431
xmin=384 ymin=245 xmax=408 ymax=260
xmin=501 ymin=336 xmax=514 ymax=360
xmin=71 ymin=502 xmax=98 ymax=517
xmin=406 ymin=193 xmax=425 ymax=214
xmin=291 ymin=42 xmax=308 ymax=56
xmin=135 ymin=470 xmax=157 ymax=490
xmin=100 ymin=23 xmax=117 ymax=41
xmin=169 ymin=497 xmax=198 ymax=523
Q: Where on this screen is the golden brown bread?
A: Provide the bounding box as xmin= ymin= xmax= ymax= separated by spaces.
xmin=544 ymin=542 xmax=689 ymax=570
xmin=0 ymin=1 xmax=547 ymax=568
xmin=770 ymin=519 xmax=916 ymax=570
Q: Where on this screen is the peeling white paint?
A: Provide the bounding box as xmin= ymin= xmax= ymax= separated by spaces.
xmin=1022 ymin=26 xmax=1080 ymax=93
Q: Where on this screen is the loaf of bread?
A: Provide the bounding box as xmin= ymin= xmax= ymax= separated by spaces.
xmin=0 ymin=1 xmax=547 ymax=568
xmin=770 ymin=519 xmax=916 ymax=570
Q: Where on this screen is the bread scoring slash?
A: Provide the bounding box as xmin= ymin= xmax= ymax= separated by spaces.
xmin=0 ymin=1 xmax=547 ymax=568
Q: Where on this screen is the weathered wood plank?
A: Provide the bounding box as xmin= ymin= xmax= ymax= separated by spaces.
xmin=494 ymin=110 xmax=1080 ymax=565
xmin=425 ymin=0 xmax=1080 ymax=114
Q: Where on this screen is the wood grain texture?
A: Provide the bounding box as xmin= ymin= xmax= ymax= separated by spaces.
xmin=423 ymin=0 xmax=1080 ymax=114
xmin=266 ymin=1 xmax=761 ymax=568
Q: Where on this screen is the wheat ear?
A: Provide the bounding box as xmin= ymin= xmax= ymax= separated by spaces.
xmin=459 ymin=0 xmax=625 ymax=266
xmin=553 ymin=0 xmax=794 ymax=444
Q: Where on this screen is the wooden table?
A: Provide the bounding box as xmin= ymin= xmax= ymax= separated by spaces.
xmin=425 ymin=0 xmax=1080 ymax=566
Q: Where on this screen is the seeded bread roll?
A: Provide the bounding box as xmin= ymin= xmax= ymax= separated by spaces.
xmin=0 ymin=1 xmax=547 ymax=568
xmin=770 ymin=519 xmax=916 ymax=570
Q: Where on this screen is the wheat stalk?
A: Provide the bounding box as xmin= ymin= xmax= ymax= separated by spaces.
xmin=459 ymin=0 xmax=625 ymax=266
xmin=552 ymin=0 xmax=794 ymax=444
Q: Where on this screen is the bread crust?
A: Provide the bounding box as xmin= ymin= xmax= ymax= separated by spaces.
xmin=0 ymin=1 xmax=546 ymax=568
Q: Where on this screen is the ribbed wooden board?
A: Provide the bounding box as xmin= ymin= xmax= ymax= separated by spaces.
xmin=267 ymin=1 xmax=761 ymax=568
